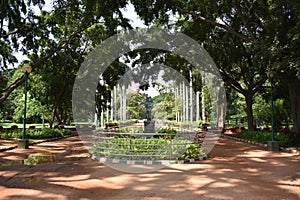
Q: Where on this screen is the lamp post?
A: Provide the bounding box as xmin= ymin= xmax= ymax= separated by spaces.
xmin=266 ymin=71 xmax=275 ymax=141
xmin=266 ymin=71 xmax=279 ymax=151
xmin=18 ymin=65 xmax=32 ymax=149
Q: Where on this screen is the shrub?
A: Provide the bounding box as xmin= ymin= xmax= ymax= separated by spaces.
xmin=1 ymin=129 xmax=22 ymax=138
xmin=178 ymin=144 xmax=205 ymax=160
xmin=91 ymin=136 xmax=204 ymax=161
xmin=156 ymin=128 xmax=177 ymax=139
xmin=0 ymin=128 xmax=73 ymax=139
xmin=157 ymin=127 xmax=177 ymax=134
xmin=236 ymin=130 xmax=297 ymax=147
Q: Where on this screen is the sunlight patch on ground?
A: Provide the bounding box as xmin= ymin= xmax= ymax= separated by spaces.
xmin=48 ymin=174 xmax=91 ymax=182
xmin=248 ymin=157 xmax=267 ymax=163
xmin=50 ymin=178 xmax=126 ymax=190
xmin=168 ymin=163 xmax=214 ymax=171
xmin=238 ymin=150 xmax=298 ymax=158
xmin=211 ymin=168 xmax=235 ymax=175
xmin=186 ymin=175 xmax=215 ymax=189
xmin=277 ymin=176 xmax=300 ymax=199
xmin=0 ymin=186 xmax=67 ymax=200
xmin=241 ymin=167 xmax=259 ymax=173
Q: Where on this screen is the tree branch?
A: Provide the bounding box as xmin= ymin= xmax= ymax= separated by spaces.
xmin=1 ymin=29 xmax=20 ymax=39
xmin=220 ymin=70 xmax=245 ymax=94
xmin=0 ymin=28 xmax=84 ymax=105
xmin=177 ymin=7 xmax=250 ymax=42
xmin=253 ymin=75 xmax=268 ymax=94
xmin=233 ymin=1 xmax=256 ymax=40
xmin=0 ymin=73 xmax=27 ymax=104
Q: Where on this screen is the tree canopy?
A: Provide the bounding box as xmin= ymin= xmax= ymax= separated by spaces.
xmin=0 ymin=0 xmax=299 ymax=134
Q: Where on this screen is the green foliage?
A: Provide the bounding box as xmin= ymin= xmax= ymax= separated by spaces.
xmin=0 ymin=120 xmax=13 ymax=123
xmin=156 ymin=127 xmax=177 ymax=139
xmin=118 ymin=119 xmax=139 ymax=126
xmin=273 ymin=99 xmax=291 ymax=128
xmin=157 ymin=128 xmax=177 ymax=135
xmin=253 ymin=94 xmax=270 ymax=126
xmin=0 ymin=128 xmax=73 ymax=139
xmin=236 ymin=130 xmax=299 ymax=147
xmin=178 ymin=144 xmax=205 ymax=160
xmin=1 ymin=0 xmax=133 ymax=122
xmin=113 ymin=133 xmax=131 ymax=139
xmin=0 ymin=0 xmax=45 ymax=69
xmin=12 ymin=92 xmax=48 ymax=123
xmin=157 ymin=127 xmax=177 ymax=134
xmin=226 ymin=89 xmax=246 ymax=123
xmin=165 ymin=120 xmax=181 ymax=127
xmin=153 ymin=88 xmax=176 ymax=119
xmin=201 ymin=85 xmax=212 ymax=118
xmin=1 ymin=0 xmax=300 ymax=137
xmin=129 ymin=0 xmax=300 ymax=132
xmin=24 ymin=152 xmax=56 ymax=165
xmin=90 ymin=135 xmax=204 ymax=161
xmin=253 ymin=94 xmax=291 ymax=130
xmin=128 ymin=92 xmax=147 ymax=119
xmin=105 ymin=122 xmax=119 ymax=127
xmin=0 ymin=68 xmax=18 ymax=120
xmin=119 ymin=125 xmax=143 ymax=134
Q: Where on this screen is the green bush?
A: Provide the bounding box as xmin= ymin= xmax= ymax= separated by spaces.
xmin=1 ymin=130 xmax=22 ymax=138
xmin=236 ymin=130 xmax=294 ymax=146
xmin=119 ymin=127 xmax=142 ymax=133
xmin=156 ymin=128 xmax=177 ymax=139
xmin=178 ymin=144 xmax=205 ymax=160
xmin=91 ymin=135 xmax=204 ymax=161
xmin=165 ymin=120 xmax=181 ymax=127
xmin=0 ymin=128 xmax=73 ymax=139
xmin=157 ymin=127 xmax=177 ymax=134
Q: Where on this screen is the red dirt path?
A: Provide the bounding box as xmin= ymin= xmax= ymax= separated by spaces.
xmin=0 ymin=136 xmax=299 ymax=200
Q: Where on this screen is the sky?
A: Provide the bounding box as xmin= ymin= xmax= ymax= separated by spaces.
xmin=120 ymin=3 xmax=147 ymax=28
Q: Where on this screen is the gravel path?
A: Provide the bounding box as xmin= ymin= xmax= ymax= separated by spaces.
xmin=0 ymin=136 xmax=299 ymax=200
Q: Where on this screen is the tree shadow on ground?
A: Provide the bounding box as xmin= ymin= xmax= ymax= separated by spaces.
xmin=0 ymin=137 xmax=299 ymax=199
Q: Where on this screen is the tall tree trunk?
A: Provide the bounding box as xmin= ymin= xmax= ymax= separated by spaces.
xmin=288 ymin=77 xmax=300 ymax=135
xmin=244 ymin=92 xmax=254 ymax=131
xmin=49 ymin=101 xmax=58 ymax=128
xmin=182 ymin=82 xmax=185 ymax=122
xmin=119 ymin=85 xmax=123 ymax=121
xmin=185 ymin=85 xmax=189 ymax=122
xmin=49 ymin=88 xmax=66 ymax=128
xmin=123 ymin=86 xmax=126 ymax=120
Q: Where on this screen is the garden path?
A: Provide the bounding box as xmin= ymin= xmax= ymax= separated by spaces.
xmin=0 ymin=136 xmax=299 ymax=199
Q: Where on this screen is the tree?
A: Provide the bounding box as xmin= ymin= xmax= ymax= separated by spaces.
xmin=127 ymin=91 xmax=146 ymax=119
xmin=0 ymin=68 xmax=16 ymax=120
xmin=226 ymin=89 xmax=246 ymax=126
xmin=13 ymin=92 xmax=47 ymax=123
xmin=153 ymin=88 xmax=175 ymax=120
xmin=0 ymin=0 xmax=45 ymax=69
xmin=1 ymin=0 xmax=136 ymax=127
xmin=130 ymin=0 xmax=300 ymax=132
xmin=0 ymin=0 xmax=45 ymax=104
xmin=0 ymin=0 xmax=132 ymax=105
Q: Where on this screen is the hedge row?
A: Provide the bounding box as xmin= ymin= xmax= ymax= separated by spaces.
xmin=0 ymin=128 xmax=74 ymax=139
